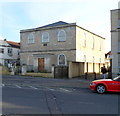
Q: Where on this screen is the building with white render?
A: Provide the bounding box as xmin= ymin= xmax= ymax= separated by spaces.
xmin=0 ymin=39 xmax=20 ymax=66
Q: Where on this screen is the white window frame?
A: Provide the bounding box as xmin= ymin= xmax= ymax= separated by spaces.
xmin=58 ymin=54 xmax=66 ymax=65
xmin=84 ymin=55 xmax=86 ymax=62
xmin=99 ymin=58 xmax=101 ymax=63
xmin=99 ymin=39 xmax=102 ymax=51
xmin=0 ymin=48 xmax=4 ymax=54
xmin=118 ymin=19 xmax=120 ymax=28
xmin=42 ymin=32 xmax=49 ymax=43
xmin=28 ymin=33 xmax=35 ymax=44
xmin=93 ymin=56 xmax=95 ymax=63
xmin=91 ymin=36 xmax=95 ymax=49
xmin=58 ymin=30 xmax=66 ymax=42
xmin=8 ymin=48 xmax=13 ymax=56
xmin=82 ymin=33 xmax=86 ymax=47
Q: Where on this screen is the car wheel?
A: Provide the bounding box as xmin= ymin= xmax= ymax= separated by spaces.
xmin=96 ymin=84 xmax=106 ymax=94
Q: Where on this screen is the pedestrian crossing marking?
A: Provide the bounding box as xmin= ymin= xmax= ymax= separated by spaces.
xmin=2 ymin=84 xmax=73 ymax=93
xmin=15 ymin=85 xmax=22 ymax=88
xmin=29 ymin=86 xmax=38 ymax=89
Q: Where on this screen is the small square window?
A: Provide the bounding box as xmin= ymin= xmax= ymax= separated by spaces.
xmin=43 ymin=44 xmax=47 ymax=46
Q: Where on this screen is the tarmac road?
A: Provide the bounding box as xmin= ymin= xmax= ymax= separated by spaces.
xmin=1 ymin=75 xmax=119 ymax=115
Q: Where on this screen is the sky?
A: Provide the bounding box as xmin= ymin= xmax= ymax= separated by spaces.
xmin=0 ymin=0 xmax=120 ymax=53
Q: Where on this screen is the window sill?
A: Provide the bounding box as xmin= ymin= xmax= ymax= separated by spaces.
xmin=58 ymin=41 xmax=66 ymax=42
xmin=28 ymin=43 xmax=35 ymax=44
xmin=42 ymin=41 xmax=49 ymax=43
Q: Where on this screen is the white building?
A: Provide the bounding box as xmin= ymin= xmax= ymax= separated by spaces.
xmin=0 ymin=39 xmax=20 ymax=66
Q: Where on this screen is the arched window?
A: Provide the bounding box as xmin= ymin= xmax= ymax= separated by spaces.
xmin=58 ymin=30 xmax=66 ymax=42
xmin=42 ymin=32 xmax=49 ymax=43
xmin=28 ymin=33 xmax=34 ymax=44
xmin=58 ymin=54 xmax=66 ymax=65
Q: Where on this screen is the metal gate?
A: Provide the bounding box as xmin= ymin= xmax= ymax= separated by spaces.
xmin=54 ymin=66 xmax=68 ymax=78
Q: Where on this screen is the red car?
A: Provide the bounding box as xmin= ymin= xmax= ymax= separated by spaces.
xmin=90 ymin=76 xmax=120 ymax=93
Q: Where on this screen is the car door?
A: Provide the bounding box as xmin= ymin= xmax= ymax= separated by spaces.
xmin=106 ymin=80 xmax=119 ymax=91
xmin=111 ymin=80 xmax=119 ymax=91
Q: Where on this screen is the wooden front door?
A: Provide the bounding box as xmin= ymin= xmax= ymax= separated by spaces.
xmin=38 ymin=58 xmax=44 ymax=72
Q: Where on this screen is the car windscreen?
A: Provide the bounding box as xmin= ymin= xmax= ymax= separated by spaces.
xmin=113 ymin=76 xmax=120 ymax=81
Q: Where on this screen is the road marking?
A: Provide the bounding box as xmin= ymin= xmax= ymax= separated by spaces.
xmin=29 ymin=86 xmax=38 ymax=90
xmin=59 ymin=88 xmax=71 ymax=92
xmin=48 ymin=88 xmax=55 ymax=91
xmin=45 ymin=87 xmax=55 ymax=91
xmin=15 ymin=85 xmax=22 ymax=88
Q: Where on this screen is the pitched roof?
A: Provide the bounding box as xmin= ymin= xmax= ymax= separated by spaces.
xmin=6 ymin=41 xmax=20 ymax=48
xmin=37 ymin=21 xmax=69 ymax=29
xmin=20 ymin=21 xmax=105 ymax=39
xmin=20 ymin=21 xmax=73 ymax=33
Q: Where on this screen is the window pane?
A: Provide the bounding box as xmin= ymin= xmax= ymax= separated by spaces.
xmin=8 ymin=48 xmax=12 ymax=56
xmin=118 ymin=19 xmax=120 ymax=28
xmin=93 ymin=56 xmax=95 ymax=63
xmin=84 ymin=55 xmax=86 ymax=62
xmin=83 ymin=33 xmax=86 ymax=47
xmin=99 ymin=39 xmax=101 ymax=51
xmin=28 ymin=33 xmax=34 ymax=44
xmin=0 ymin=48 xmax=4 ymax=54
xmin=42 ymin=32 xmax=49 ymax=43
xmin=92 ymin=37 xmax=94 ymax=49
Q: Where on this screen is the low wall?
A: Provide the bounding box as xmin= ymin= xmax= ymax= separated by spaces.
xmin=25 ymin=72 xmax=54 ymax=78
xmin=68 ymin=61 xmax=104 ymax=78
xmin=0 ymin=66 xmax=10 ymax=75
